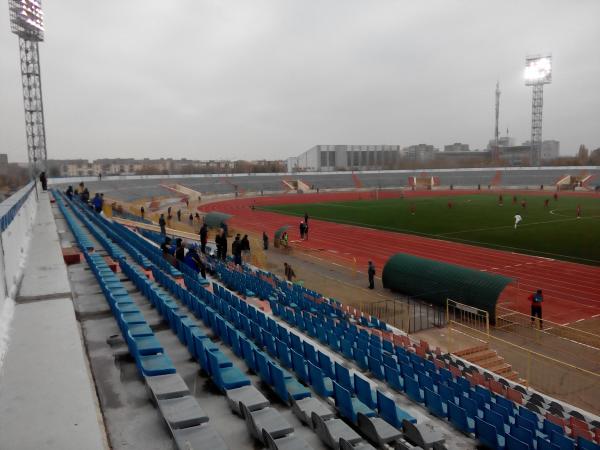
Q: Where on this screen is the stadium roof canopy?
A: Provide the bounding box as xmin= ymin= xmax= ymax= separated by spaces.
xmin=382 ymin=253 xmax=513 ymax=322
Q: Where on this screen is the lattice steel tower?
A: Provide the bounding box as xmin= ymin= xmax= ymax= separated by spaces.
xmin=8 ymin=0 xmax=47 ymax=177
xmin=524 ymin=55 xmax=552 ymax=166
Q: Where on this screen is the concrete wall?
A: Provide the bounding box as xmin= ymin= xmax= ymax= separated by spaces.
xmin=0 ymin=182 xmax=38 ymax=367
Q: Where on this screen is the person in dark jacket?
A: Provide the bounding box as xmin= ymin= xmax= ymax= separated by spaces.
xmin=232 ymin=234 xmax=242 ymax=266
xmin=66 ymin=185 xmax=73 ymax=199
xmin=159 ymin=214 xmax=166 ymax=235
xmin=39 ymin=171 xmax=47 ymax=190
xmin=161 ymin=237 xmax=172 ymax=255
xmin=529 ymin=289 xmax=544 ymax=329
xmin=299 ymin=222 xmax=305 ymax=239
xmin=177 ymin=209 xmax=182 ymax=221
xmin=240 ymin=234 xmax=250 ymax=261
xmin=140 ymin=206 xmax=145 ymax=219
xmin=92 ymin=193 xmax=103 ymax=213
xmin=368 ymin=261 xmax=376 ymax=289
xmin=199 ymin=223 xmax=208 ymax=254
xmin=175 ymin=239 xmax=185 ymax=263
xmin=263 ymin=231 xmax=268 ymax=250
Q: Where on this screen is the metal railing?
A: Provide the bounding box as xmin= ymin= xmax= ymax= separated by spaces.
xmin=360 ymin=296 xmax=445 ymax=333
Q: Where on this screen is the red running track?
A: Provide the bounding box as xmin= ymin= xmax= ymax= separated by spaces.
xmin=201 ymin=191 xmax=600 ymax=324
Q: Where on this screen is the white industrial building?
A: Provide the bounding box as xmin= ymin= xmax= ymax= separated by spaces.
xmin=287 ymin=145 xmax=402 ymax=172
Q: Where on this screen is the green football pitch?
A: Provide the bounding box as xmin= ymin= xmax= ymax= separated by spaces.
xmin=260 ymin=194 xmax=600 ymax=265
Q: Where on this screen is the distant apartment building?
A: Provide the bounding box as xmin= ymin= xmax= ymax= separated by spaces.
xmin=0 ymin=154 xmax=8 ymax=176
xmin=288 ymin=145 xmax=402 ymax=172
xmin=487 ymin=138 xmax=560 ymax=165
xmin=402 ymin=144 xmax=438 ymax=162
xmin=444 ymin=143 xmax=470 ymax=152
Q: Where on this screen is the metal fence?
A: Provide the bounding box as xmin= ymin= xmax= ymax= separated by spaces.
xmin=360 ymin=296 xmax=446 ymax=333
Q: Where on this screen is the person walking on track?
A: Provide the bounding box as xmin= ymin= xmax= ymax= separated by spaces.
xmin=529 ymin=289 xmax=544 ymax=329
xmin=368 ymin=261 xmax=376 ymax=289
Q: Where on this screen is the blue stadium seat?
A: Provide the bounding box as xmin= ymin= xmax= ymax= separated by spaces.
xmin=550 ymin=430 xmax=575 ymax=450
xmin=383 ymin=365 xmax=403 ymax=392
xmin=276 ymin=338 xmax=291 ymax=369
xmin=207 ymin=351 xmax=250 ymax=392
xmin=367 ymin=355 xmax=384 ymax=380
xmin=424 ymin=388 xmax=448 ymax=419
xmin=270 ymin=363 xmax=311 ymax=403
xmin=577 ymin=436 xmax=600 ymax=450
xmin=332 ymin=381 xmax=375 ymax=425
xmin=448 ymin=401 xmax=475 ymax=435
xmin=334 ymin=361 xmax=353 ymax=392
xmin=537 ymin=437 xmax=561 ymax=450
xmin=506 ymin=432 xmax=530 ymax=450
xmin=376 ymin=390 xmax=416 ymax=428
xmin=404 ymin=376 xmax=425 ymax=404
xmin=307 ymin=361 xmax=333 ymax=398
xmin=475 ymin=417 xmax=505 ymax=450
xmin=291 ymin=349 xmax=309 ymax=384
xmin=353 ymin=374 xmax=376 ymax=409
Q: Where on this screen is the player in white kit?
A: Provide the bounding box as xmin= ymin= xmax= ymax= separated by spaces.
xmin=514 ymin=214 xmax=522 ymax=229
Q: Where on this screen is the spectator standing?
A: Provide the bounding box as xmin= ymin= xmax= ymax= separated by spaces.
xmin=299 ymin=221 xmax=305 ymax=239
xmin=159 ymin=213 xmax=166 ymax=235
xmin=220 ymin=229 xmax=228 ymax=261
xmin=92 ymin=193 xmax=103 ymax=213
xmin=199 ymin=223 xmax=208 ymax=254
xmin=241 ymin=234 xmax=250 ymax=261
xmin=284 ymin=262 xmax=296 ymax=282
xmin=140 ymin=206 xmax=145 ymax=219
xmin=263 ymin=231 xmax=269 ymax=250
xmin=215 ymin=229 xmax=223 ymax=259
xmin=304 ymin=222 xmax=309 ymax=240
xmin=66 ymin=185 xmax=73 ymax=199
xmin=529 ymin=289 xmax=544 ymax=329
xmin=368 ymin=261 xmax=376 ymax=289
xmin=232 ymin=234 xmax=242 ymax=266
xmin=304 ymin=212 xmax=309 ymax=225
xmin=39 ymin=171 xmax=47 ymax=191
xmin=177 ymin=209 xmax=182 ymax=221
xmin=189 ymin=213 xmax=194 ymax=225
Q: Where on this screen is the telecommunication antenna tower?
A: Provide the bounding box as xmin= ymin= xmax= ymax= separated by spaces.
xmin=493 ymin=81 xmax=500 ymax=161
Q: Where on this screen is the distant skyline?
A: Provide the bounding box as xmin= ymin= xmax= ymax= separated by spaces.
xmin=1 ymin=0 xmax=600 ymax=163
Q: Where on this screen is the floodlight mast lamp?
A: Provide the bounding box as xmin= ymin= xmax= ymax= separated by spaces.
xmin=8 ymin=0 xmax=47 ymax=179
xmin=524 ymin=54 xmax=552 ymax=167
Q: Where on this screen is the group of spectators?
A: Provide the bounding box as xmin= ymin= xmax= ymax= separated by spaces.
xmin=160 ymin=236 xmax=207 ymax=278
xmin=65 ymin=182 xmax=105 ymax=214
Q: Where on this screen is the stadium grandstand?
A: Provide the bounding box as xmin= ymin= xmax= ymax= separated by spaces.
xmin=1 ymin=172 xmax=600 ymax=450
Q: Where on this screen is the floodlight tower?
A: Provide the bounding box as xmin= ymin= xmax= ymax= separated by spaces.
xmin=8 ymin=0 xmax=47 ymax=177
xmin=524 ymin=54 xmax=552 ymax=166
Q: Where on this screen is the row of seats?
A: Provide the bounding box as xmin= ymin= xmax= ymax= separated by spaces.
xmin=56 ymin=191 xmax=230 ymax=450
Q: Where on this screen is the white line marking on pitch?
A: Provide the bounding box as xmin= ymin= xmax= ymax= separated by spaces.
xmin=575 ymin=318 xmax=585 ymax=323
xmin=593 ymin=314 xmax=600 ymax=318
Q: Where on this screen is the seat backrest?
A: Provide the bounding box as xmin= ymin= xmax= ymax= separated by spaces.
xmin=269 ymin=362 xmax=289 ymax=403
xmin=424 ymin=388 xmax=444 ymax=417
xmin=519 ymin=406 xmax=540 ymax=425
xmin=506 ymin=432 xmax=531 ymax=450
xmin=550 ymin=430 xmax=575 ymax=450
xmin=537 ymin=437 xmax=561 ymax=450
xmin=475 ymin=417 xmax=499 ymax=449
xmin=290 ymin=332 xmax=302 ymax=354
xmin=459 ymin=394 xmax=478 ymax=419
xmin=544 ymin=418 xmax=564 ymax=436
xmin=304 ymin=342 xmax=317 ymax=365
xmin=307 ymin=361 xmax=329 ymax=396
xmin=577 ymin=436 xmax=600 ymax=450
xmin=517 ymin=414 xmax=537 ymax=433
xmin=275 ymin=338 xmax=291 ymax=368
xmin=448 ymin=401 xmax=469 ymax=433
xmin=334 ymin=362 xmax=352 ymax=391
xmin=438 ymin=383 xmax=454 ymax=404
xmin=291 ymin=349 xmax=309 ymax=383
xmin=206 ymin=351 xmax=224 ymax=389
xmin=254 ymin=350 xmax=272 ymax=385
xmin=484 ymin=408 xmax=506 ymax=436
xmin=353 ymin=374 xmax=374 ymax=409
xmin=318 ymin=350 xmax=333 ymax=378
xmin=511 ymin=425 xmax=533 ymax=447
xmin=333 ymin=381 xmax=355 ymax=422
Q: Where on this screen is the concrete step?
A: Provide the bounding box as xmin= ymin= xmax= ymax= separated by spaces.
xmin=467 ymin=350 xmax=497 ymax=363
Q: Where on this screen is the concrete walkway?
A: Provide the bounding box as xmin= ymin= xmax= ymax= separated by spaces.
xmin=0 ymin=192 xmax=108 ymax=450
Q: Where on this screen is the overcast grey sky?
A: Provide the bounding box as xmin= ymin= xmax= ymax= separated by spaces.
xmin=1 ymin=1 xmax=599 ymax=163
